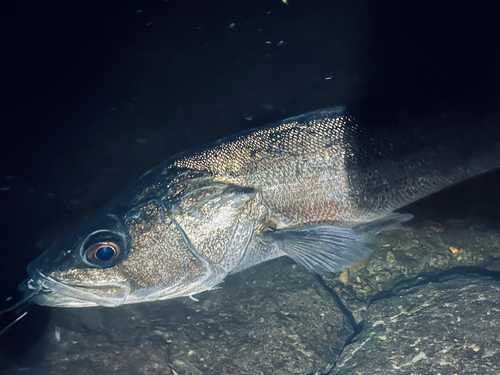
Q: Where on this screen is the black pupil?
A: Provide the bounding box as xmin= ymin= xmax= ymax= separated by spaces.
xmin=95 ymin=246 xmax=116 ymax=261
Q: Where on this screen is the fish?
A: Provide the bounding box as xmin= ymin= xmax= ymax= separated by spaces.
xmin=2 ymin=105 xmax=499 ymax=312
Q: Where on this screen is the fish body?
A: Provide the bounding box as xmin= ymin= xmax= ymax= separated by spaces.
xmin=10 ymin=106 xmax=500 ymax=308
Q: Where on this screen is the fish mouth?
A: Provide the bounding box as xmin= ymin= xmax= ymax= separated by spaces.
xmin=19 ymin=267 xmax=131 ymax=308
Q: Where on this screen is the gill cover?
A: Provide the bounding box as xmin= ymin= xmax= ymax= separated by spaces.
xmin=20 ymin=165 xmax=263 ymax=307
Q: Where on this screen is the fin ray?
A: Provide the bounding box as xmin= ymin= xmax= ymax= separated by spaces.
xmin=266 ymin=213 xmax=412 ymax=273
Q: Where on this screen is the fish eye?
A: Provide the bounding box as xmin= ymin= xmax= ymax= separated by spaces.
xmin=96 ymin=245 xmax=116 ymax=261
xmin=81 ymin=231 xmax=127 ymax=268
xmin=85 ymin=242 xmax=123 ymax=266
xmin=87 ymin=242 xmax=120 ymax=263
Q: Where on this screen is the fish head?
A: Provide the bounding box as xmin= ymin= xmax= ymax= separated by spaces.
xmin=19 ymin=169 xmax=262 ymax=308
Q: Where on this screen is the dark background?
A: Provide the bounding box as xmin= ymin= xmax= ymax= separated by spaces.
xmin=0 ymin=0 xmax=499 ymax=370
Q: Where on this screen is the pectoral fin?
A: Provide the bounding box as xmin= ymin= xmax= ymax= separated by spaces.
xmin=266 ymin=212 xmax=413 ymax=273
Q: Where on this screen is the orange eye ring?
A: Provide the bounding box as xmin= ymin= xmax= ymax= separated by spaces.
xmin=85 ymin=241 xmax=121 ymax=264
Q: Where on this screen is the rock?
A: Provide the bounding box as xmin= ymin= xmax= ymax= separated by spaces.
xmin=42 ymin=258 xmax=351 ymax=375
xmin=331 ymin=274 xmax=500 ymax=375
xmin=322 ymin=220 xmax=500 ymax=324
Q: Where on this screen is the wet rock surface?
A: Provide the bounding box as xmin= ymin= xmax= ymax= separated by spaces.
xmin=330 ymin=274 xmax=500 ymax=375
xmin=3 ymin=219 xmax=500 ymax=375
xmin=42 ymin=258 xmax=350 ymax=375
xmin=323 ymin=219 xmax=500 ymax=324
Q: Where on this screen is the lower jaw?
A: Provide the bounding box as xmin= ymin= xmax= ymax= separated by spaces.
xmin=32 ymin=291 xmax=100 ymax=308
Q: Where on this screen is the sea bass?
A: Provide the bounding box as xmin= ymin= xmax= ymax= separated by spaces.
xmin=6 ymin=106 xmax=500 ymax=309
